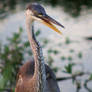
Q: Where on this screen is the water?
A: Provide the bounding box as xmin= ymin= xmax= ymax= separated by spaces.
xmin=0 ymin=5 xmax=92 ymax=92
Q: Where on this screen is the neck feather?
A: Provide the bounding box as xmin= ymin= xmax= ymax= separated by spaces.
xmin=26 ymin=17 xmax=46 ymax=92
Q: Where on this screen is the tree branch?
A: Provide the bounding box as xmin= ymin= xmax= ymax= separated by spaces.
xmin=84 ymin=79 xmax=92 ymax=92
xmin=56 ymin=72 xmax=85 ymax=82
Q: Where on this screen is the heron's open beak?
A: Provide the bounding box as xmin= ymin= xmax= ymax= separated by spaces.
xmin=36 ymin=14 xmax=64 ymax=34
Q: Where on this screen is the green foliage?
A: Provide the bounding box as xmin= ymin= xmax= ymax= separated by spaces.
xmin=48 ymin=49 xmax=59 ymax=55
xmin=43 ymin=39 xmax=49 ymax=45
xmin=68 ymin=56 xmax=73 ymax=61
xmin=70 ymin=49 xmax=74 ymax=53
xmin=61 ymin=56 xmax=66 ymax=61
xmin=52 ymin=67 xmax=59 ymax=73
xmin=64 ymin=63 xmax=75 ymax=74
xmin=0 ymin=27 xmax=60 ymax=90
xmin=1 ymin=0 xmax=92 ymax=17
xmin=78 ymin=52 xmax=82 ymax=59
xmin=48 ymin=55 xmax=54 ymax=66
xmin=53 ymin=50 xmax=59 ymax=55
xmin=89 ymin=74 xmax=92 ymax=80
xmin=35 ymin=29 xmax=41 ymax=36
xmin=0 ymin=27 xmax=92 ymax=92
xmin=0 ymin=27 xmax=25 ymax=89
xmin=60 ymin=0 xmax=92 ymax=17
xmin=42 ymin=38 xmax=49 ymax=47
xmin=47 ymin=55 xmax=59 ymax=73
xmin=0 ymin=27 xmax=42 ymax=89
xmin=65 ymin=37 xmax=71 ymax=44
xmin=48 ymin=49 xmax=53 ymax=54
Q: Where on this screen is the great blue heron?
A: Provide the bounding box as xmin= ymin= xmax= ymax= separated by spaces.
xmin=15 ymin=3 xmax=64 ymax=92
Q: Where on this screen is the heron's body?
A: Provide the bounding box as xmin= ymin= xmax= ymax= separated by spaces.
xmin=15 ymin=59 xmax=60 ymax=92
xmin=15 ymin=3 xmax=64 ymax=92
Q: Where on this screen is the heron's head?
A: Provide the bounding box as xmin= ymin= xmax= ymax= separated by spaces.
xmin=26 ymin=3 xmax=64 ymax=34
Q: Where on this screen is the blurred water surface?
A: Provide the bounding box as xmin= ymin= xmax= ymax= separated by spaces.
xmin=0 ymin=5 xmax=92 ymax=92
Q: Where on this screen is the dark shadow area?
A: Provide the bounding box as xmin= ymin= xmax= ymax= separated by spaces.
xmin=0 ymin=0 xmax=92 ymax=17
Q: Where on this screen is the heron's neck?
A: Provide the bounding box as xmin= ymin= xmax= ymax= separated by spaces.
xmin=26 ymin=17 xmax=46 ymax=92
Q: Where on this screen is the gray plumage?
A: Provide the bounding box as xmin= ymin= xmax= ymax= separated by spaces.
xmin=26 ymin=3 xmax=46 ymax=16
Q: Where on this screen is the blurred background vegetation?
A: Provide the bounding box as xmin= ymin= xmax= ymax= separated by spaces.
xmin=0 ymin=28 xmax=92 ymax=92
xmin=0 ymin=0 xmax=92 ymax=17
xmin=0 ymin=0 xmax=92 ymax=92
